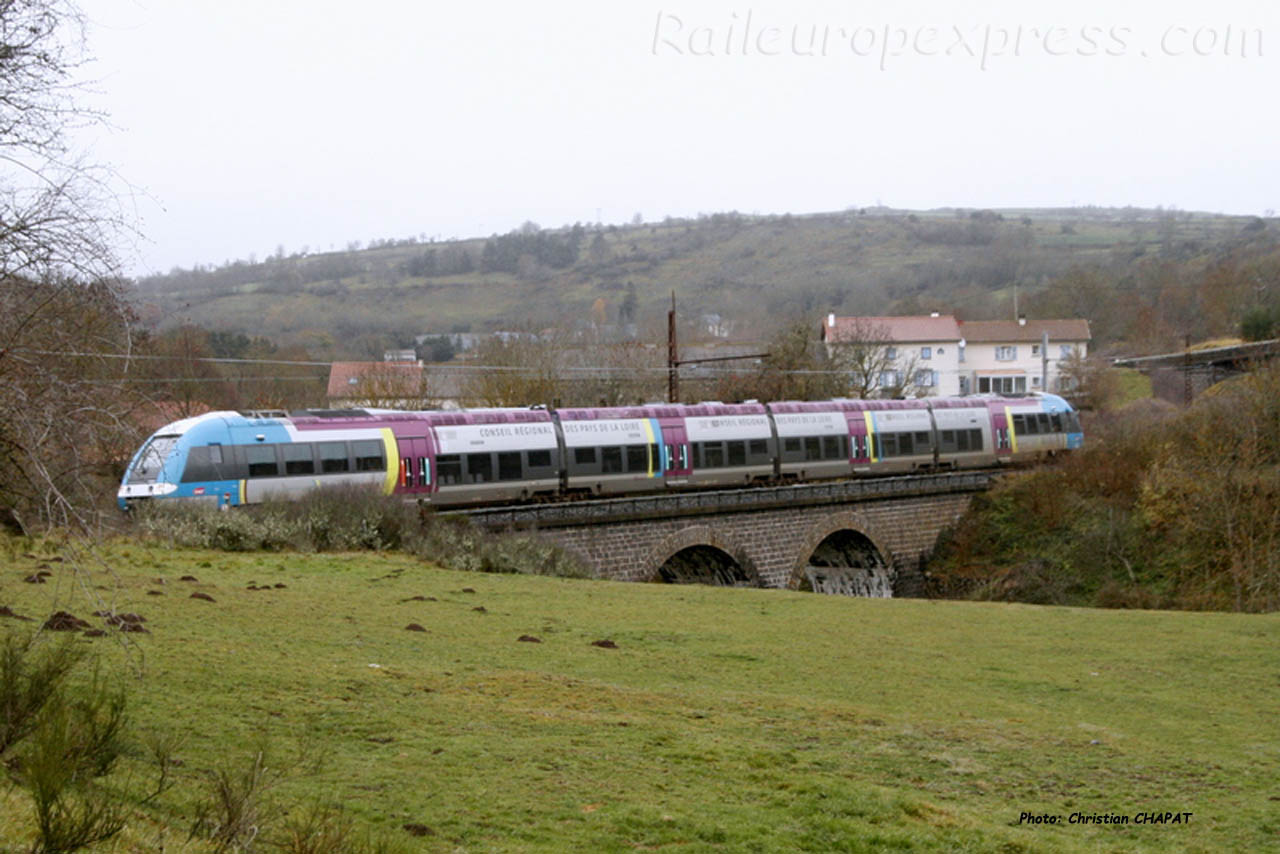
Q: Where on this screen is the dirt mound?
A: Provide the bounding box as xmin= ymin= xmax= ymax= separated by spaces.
xmin=400 ymin=595 xmax=431 ymax=602
xmin=274 ymin=583 xmax=286 ymax=589
xmin=44 ymin=611 xmax=90 ymax=631
xmin=404 ymin=623 xmax=427 ymax=632
xmin=402 ymin=824 xmax=434 ymax=837
xmin=22 ymin=574 xmax=46 ymax=584
xmin=146 ymin=590 xmax=164 ymax=596
xmin=189 ymin=592 xmax=216 ymax=602
xmin=460 ymin=587 xmax=476 ymax=594
xmin=471 ymin=606 xmax=487 ymax=613
xmin=591 ymin=639 xmax=618 ymax=649
xmin=517 ymin=635 xmax=542 ymax=643
xmin=0 ymin=606 xmax=32 ymax=621
xmin=179 ymin=575 xmax=198 ymax=582
xmin=119 ymin=622 xmax=150 ymax=633
xmin=82 ymin=629 xmax=106 ymax=637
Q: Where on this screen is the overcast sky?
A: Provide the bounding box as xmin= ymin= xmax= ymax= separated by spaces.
xmin=80 ymin=0 xmax=1278 ymax=276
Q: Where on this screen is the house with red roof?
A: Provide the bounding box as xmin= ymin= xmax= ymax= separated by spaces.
xmin=821 ymin=313 xmax=1091 ymax=397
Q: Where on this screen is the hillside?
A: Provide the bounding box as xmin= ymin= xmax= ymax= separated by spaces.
xmin=133 ymin=207 xmax=1280 ymax=360
xmin=1 ymin=538 xmax=1277 ymax=852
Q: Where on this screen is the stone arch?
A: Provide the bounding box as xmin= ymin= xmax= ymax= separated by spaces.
xmin=788 ymin=510 xmax=897 ymax=592
xmin=646 ymin=524 xmax=763 ymax=587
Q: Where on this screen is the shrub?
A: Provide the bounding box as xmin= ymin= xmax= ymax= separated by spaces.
xmin=135 ymin=486 xmax=591 ymax=578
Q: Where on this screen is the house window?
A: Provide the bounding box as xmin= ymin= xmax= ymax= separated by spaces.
xmin=915 ymin=369 xmax=936 ymax=387
xmin=1032 ymin=376 xmax=1042 ymax=388
xmin=920 ymin=346 xmax=932 ymax=359
xmin=1032 ymin=344 xmax=1040 ymax=356
xmin=886 ymin=347 xmax=897 ymax=360
xmin=1060 ymin=344 xmax=1076 ymax=359
xmin=879 ymin=370 xmax=899 ymax=388
xmin=996 ymin=346 xmax=1017 ymax=361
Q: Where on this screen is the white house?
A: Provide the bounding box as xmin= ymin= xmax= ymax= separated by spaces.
xmin=821 ymin=313 xmax=1091 ymax=397
xmin=957 ymin=318 xmax=1090 ymax=395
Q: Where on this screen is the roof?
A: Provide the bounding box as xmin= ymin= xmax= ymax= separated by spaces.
xmin=823 ymin=315 xmax=961 ymax=343
xmin=327 ymin=362 xmax=426 ymax=400
xmin=959 ymin=319 xmax=1091 ymax=343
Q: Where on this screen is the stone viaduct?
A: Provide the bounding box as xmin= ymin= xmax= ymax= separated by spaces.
xmin=453 ymin=471 xmax=995 ymax=596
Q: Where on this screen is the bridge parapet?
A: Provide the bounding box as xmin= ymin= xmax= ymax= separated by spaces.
xmin=440 ymin=471 xmax=994 ymax=596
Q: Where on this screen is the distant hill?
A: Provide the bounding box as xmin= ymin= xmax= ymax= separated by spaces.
xmin=133 ymin=207 xmax=1280 ymax=359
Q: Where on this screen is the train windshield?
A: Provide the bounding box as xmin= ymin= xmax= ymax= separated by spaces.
xmin=126 ymin=435 xmax=180 ymax=484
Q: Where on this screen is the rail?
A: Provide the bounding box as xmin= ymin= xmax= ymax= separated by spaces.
xmin=443 ymin=468 xmax=1001 ymax=530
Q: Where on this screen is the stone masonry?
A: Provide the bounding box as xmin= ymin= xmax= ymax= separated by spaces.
xmin=531 ymin=492 xmax=975 ymax=596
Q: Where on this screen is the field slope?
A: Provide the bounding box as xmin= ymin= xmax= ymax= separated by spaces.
xmin=1 ymin=541 xmax=1277 ymax=852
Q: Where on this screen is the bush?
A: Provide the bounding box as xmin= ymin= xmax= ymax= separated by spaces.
xmin=135 ymin=486 xmax=591 ymax=578
xmin=930 ymin=366 xmax=1280 ymax=612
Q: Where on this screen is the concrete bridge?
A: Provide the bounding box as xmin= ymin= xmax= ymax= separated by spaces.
xmin=451 ymin=471 xmax=996 ymax=596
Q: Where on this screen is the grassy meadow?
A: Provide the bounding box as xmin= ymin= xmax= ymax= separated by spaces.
xmin=1 ymin=537 xmax=1277 ymax=852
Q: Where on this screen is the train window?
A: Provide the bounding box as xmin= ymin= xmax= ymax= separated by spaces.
xmin=649 ymin=444 xmax=660 ymax=469
xmin=209 ymin=444 xmax=223 ymax=465
xmin=664 ymin=444 xmax=676 ymax=470
xmin=969 ymin=429 xmax=983 ymax=450
xmin=704 ymin=443 xmax=725 ymax=468
xmin=283 ymin=443 xmax=315 ymax=475
xmin=1037 ymin=413 xmax=1052 ymax=433
xmin=679 ymin=444 xmax=689 ymax=469
xmin=574 ymin=447 xmax=596 ymax=465
xmin=915 ymin=431 xmax=930 ymax=449
xmin=748 ymin=439 xmax=768 ymax=457
xmin=626 ymin=444 xmax=647 ymax=471
xmin=853 ymin=435 xmax=866 ymax=459
xmin=804 ymin=437 xmax=821 ymax=461
xmin=527 ymin=449 xmax=552 ymax=468
xmin=418 ymin=457 xmax=430 ymax=486
xmin=319 ymin=442 xmax=349 ymax=473
xmin=601 ymin=446 xmax=623 ymax=473
xmin=691 ymin=442 xmax=703 ymax=468
xmin=727 ymin=441 xmax=746 ymax=466
xmin=956 ymin=430 xmax=970 ymax=451
xmin=1050 ymin=413 xmax=1063 ymax=432
xmin=353 ymin=440 xmax=384 ymax=472
xmin=1066 ymin=412 xmax=1081 ymax=433
xmin=1011 ymin=414 xmax=1025 ymax=434
xmin=467 ymin=454 xmax=493 ymax=483
xmin=898 ymin=432 xmax=913 ymax=455
xmin=879 ymin=434 xmax=897 ymax=457
xmin=498 ymin=452 xmax=522 ymax=480
xmin=940 ymin=430 xmax=955 ymax=451
xmin=437 ymin=455 xmax=462 ymax=484
xmin=822 ymin=436 xmax=841 ymax=460
xmin=784 ymin=438 xmax=801 ymax=455
xmin=246 ymin=444 xmax=279 ymax=478
xmin=401 ymin=457 xmax=412 ymax=487
xmin=180 ymin=447 xmax=211 ymax=483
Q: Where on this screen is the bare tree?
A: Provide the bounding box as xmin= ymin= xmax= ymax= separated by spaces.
xmin=826 ymin=318 xmax=920 ymax=398
xmin=0 ymin=1 xmax=138 ymax=532
xmin=346 ymin=362 xmax=434 ymax=409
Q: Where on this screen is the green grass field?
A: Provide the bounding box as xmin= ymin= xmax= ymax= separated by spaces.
xmin=2 ymin=538 xmax=1277 ymax=852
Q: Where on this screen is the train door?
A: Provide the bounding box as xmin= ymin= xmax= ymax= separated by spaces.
xmin=396 ymin=434 xmax=435 ymax=496
xmin=992 ymin=408 xmax=1013 ymax=461
xmin=659 ymin=419 xmax=690 ymax=486
xmin=847 ymin=413 xmax=871 ymax=471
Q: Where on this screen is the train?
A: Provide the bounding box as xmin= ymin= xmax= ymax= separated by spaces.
xmin=118 ymin=394 xmax=1083 ymax=510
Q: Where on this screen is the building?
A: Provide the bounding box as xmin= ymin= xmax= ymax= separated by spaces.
xmin=821 ymin=313 xmax=964 ymax=396
xmin=327 ymin=361 xmax=469 ymax=409
xmin=958 ymin=318 xmax=1090 ymax=395
xmin=821 ymin=313 xmax=1090 ymax=397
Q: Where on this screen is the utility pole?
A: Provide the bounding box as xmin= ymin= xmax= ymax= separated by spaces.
xmin=1184 ymin=334 xmax=1192 ymax=405
xmin=667 ymin=291 xmax=678 ymax=403
xmin=1041 ymin=330 xmax=1049 ymax=392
